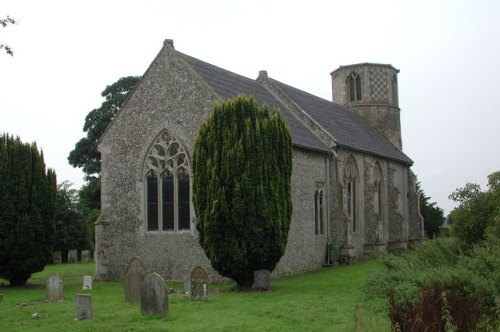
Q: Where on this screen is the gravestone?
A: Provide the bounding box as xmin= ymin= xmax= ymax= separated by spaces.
xmin=68 ymin=249 xmax=78 ymax=263
xmin=75 ymin=294 xmax=93 ymax=320
xmin=81 ymin=250 xmax=91 ymax=263
xmin=52 ymin=251 xmax=62 ymax=264
xmin=124 ymin=256 xmax=147 ymax=303
xmin=82 ymin=276 xmax=92 ymax=290
xmin=140 ymin=272 xmax=168 ymax=317
xmin=190 ymin=266 xmax=208 ymax=301
xmin=46 ymin=274 xmax=64 ymax=301
xmin=253 ymin=269 xmax=271 ymax=291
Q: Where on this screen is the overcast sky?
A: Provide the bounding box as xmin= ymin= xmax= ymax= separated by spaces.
xmin=1 ymin=0 xmax=499 ymax=214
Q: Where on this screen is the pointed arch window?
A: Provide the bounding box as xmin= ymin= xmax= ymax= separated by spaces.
xmin=145 ymin=131 xmax=191 ymax=232
xmin=348 ymin=72 xmax=362 ymax=102
xmin=392 ymin=74 xmax=398 ymax=106
xmin=314 ymin=182 xmax=325 ymax=235
xmin=373 ymin=161 xmax=384 ymax=215
xmin=345 ymin=155 xmax=359 ymax=232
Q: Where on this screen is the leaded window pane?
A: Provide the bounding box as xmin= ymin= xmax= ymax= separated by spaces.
xmin=319 ymin=190 xmax=324 ymax=235
xmin=162 ymin=172 xmax=174 ymax=231
xmin=349 ymin=77 xmax=355 ymax=102
xmin=314 ymin=190 xmax=319 ymax=235
xmin=178 ymin=170 xmax=190 ymax=230
xmin=355 ymin=75 xmax=362 ymax=101
xmin=147 ymin=173 xmax=159 ymax=231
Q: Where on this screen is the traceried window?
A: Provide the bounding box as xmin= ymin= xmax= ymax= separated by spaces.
xmin=314 ymin=182 xmax=325 ymax=235
xmin=145 ymin=131 xmax=191 ymax=232
xmin=348 ymin=72 xmax=362 ymax=102
xmin=345 ymin=155 xmax=359 ymax=232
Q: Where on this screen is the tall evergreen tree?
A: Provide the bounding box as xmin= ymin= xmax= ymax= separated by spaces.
xmin=193 ymin=95 xmax=293 ymax=288
xmin=0 ymin=134 xmax=57 ymax=286
xmin=416 ymin=180 xmax=445 ymax=238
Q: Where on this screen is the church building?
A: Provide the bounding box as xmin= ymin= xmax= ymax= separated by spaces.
xmin=95 ymin=40 xmax=424 ymax=281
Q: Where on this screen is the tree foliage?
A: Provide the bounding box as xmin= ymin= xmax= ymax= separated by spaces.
xmin=0 ymin=134 xmax=57 ymax=286
xmin=68 ymin=76 xmax=140 ymax=208
xmin=193 ymin=95 xmax=293 ymax=288
xmin=54 ymin=181 xmax=94 ymax=261
xmin=0 ymin=16 xmax=16 ymax=56
xmin=416 ymin=181 xmax=445 ymax=238
xmin=449 ymin=171 xmax=500 ymax=245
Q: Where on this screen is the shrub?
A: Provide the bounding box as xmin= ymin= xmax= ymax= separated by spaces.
xmin=366 ymin=237 xmax=499 ymax=330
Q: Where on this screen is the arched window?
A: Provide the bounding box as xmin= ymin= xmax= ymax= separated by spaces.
xmin=345 ymin=155 xmax=359 ymax=232
xmin=373 ymin=161 xmax=383 ymax=215
xmin=145 ymin=131 xmax=191 ymax=232
xmin=314 ymin=182 xmax=325 ymax=235
xmin=392 ymin=74 xmax=398 ymax=105
xmin=348 ymin=72 xmax=362 ymax=102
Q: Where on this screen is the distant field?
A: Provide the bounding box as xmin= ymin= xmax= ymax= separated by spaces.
xmin=0 ymin=260 xmax=390 ymax=331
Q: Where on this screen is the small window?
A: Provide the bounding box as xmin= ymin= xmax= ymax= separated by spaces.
xmin=348 ymin=72 xmax=362 ymax=102
xmin=314 ymin=182 xmax=325 ymax=235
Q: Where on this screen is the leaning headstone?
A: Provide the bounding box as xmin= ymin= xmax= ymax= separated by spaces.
xmin=68 ymin=249 xmax=78 ymax=263
xmin=140 ymin=272 xmax=168 ymax=317
xmin=82 ymin=276 xmax=92 ymax=290
xmin=46 ymin=274 xmax=64 ymax=301
xmin=254 ymin=269 xmax=271 ymax=291
xmin=52 ymin=251 xmax=62 ymax=264
xmin=75 ymin=294 xmax=93 ymax=320
xmin=124 ymin=256 xmax=147 ymax=303
xmin=190 ymin=266 xmax=208 ymax=301
xmin=81 ymin=250 xmax=91 ymax=263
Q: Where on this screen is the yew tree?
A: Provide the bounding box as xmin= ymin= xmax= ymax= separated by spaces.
xmin=193 ymin=95 xmax=292 ymax=288
xmin=0 ymin=134 xmax=57 ymax=286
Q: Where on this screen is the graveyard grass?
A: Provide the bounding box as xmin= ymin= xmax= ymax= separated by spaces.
xmin=0 ymin=260 xmax=390 ymax=331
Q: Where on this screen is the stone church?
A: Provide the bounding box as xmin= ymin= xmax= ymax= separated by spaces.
xmin=95 ymin=39 xmax=424 ymax=281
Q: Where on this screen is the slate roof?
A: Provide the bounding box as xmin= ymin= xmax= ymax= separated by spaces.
xmin=177 ymin=51 xmax=412 ymax=165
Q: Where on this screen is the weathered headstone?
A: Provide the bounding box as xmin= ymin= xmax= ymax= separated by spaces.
xmin=81 ymin=250 xmax=91 ymax=263
xmin=46 ymin=274 xmax=64 ymax=301
xmin=75 ymin=294 xmax=93 ymax=320
xmin=190 ymin=266 xmax=208 ymax=301
xmin=254 ymin=269 xmax=271 ymax=291
xmin=124 ymin=256 xmax=147 ymax=303
xmin=140 ymin=272 xmax=168 ymax=317
xmin=82 ymin=275 xmax=92 ymax=290
xmin=52 ymin=251 xmax=62 ymax=264
xmin=68 ymin=249 xmax=78 ymax=263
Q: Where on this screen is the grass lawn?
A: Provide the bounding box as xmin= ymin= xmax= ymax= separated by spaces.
xmin=0 ymin=260 xmax=390 ymax=331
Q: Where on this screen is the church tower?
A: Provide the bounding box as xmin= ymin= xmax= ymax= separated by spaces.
xmin=331 ymin=63 xmax=402 ymax=150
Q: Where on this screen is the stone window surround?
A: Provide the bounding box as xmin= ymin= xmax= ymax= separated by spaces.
xmin=314 ymin=182 xmax=325 ymax=235
xmin=343 ymin=154 xmax=359 ymax=233
xmin=347 ymin=71 xmax=362 ymax=102
xmin=143 ymin=130 xmax=192 ymax=234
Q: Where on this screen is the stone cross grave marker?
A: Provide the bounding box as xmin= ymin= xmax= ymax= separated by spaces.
xmin=124 ymin=256 xmax=147 ymax=303
xmin=190 ymin=266 xmax=208 ymax=301
xmin=254 ymin=269 xmax=271 ymax=291
xmin=82 ymin=275 xmax=92 ymax=290
xmin=81 ymin=250 xmax=91 ymax=263
xmin=140 ymin=272 xmax=168 ymax=317
xmin=52 ymin=251 xmax=62 ymax=264
xmin=68 ymin=249 xmax=78 ymax=263
xmin=75 ymin=294 xmax=93 ymax=320
xmin=46 ymin=274 xmax=64 ymax=301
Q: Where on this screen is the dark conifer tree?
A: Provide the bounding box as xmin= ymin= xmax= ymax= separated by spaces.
xmin=0 ymin=134 xmax=57 ymax=286
xmin=193 ymin=95 xmax=292 ymax=288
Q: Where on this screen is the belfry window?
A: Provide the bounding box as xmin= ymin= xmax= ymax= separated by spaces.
xmin=348 ymin=72 xmax=362 ymax=102
xmin=145 ymin=131 xmax=191 ymax=232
